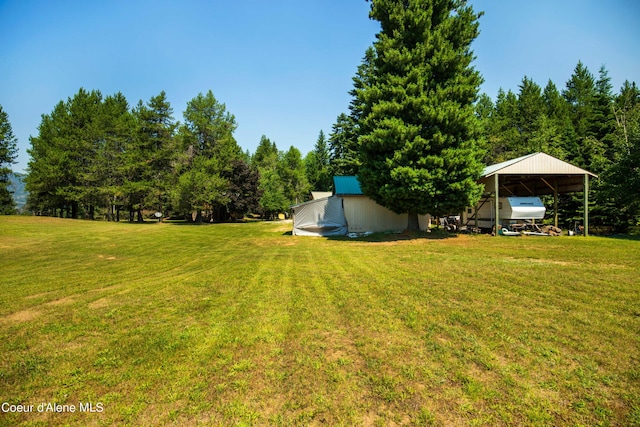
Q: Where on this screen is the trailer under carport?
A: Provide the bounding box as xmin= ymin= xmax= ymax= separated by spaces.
xmin=475 ymin=152 xmax=598 ymax=236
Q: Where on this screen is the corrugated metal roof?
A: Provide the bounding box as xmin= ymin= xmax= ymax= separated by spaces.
xmin=334 ymin=176 xmax=363 ymax=195
xmin=311 ymin=191 xmax=333 ymax=200
xmin=482 ymin=152 xmax=597 ymax=177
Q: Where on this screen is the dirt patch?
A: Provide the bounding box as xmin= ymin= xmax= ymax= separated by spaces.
xmin=2 ymin=309 xmax=41 ymax=323
xmin=25 ymin=291 xmax=55 ymax=300
xmin=503 ymin=257 xmax=576 ymax=266
xmin=89 ymin=298 xmax=110 ymax=309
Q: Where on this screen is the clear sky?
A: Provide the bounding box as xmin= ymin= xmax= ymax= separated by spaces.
xmin=1 ymin=0 xmax=638 ymax=174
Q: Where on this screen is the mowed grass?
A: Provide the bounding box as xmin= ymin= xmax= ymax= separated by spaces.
xmin=1 ymin=216 xmax=639 ymax=426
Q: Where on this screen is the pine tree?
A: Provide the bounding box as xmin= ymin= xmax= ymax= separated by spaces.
xmin=485 ymin=89 xmax=519 ymax=163
xmin=253 ymin=135 xmax=287 ymax=219
xmin=125 ymin=92 xmax=177 ymax=221
xmin=95 ymin=93 xmax=134 ymax=221
xmin=562 ymin=61 xmax=605 ymax=170
xmin=278 ymin=146 xmax=309 ymax=205
xmin=604 ymin=81 xmax=640 ymax=229
xmin=329 ymin=48 xmax=377 ymax=177
xmin=305 ymin=130 xmax=332 ymax=191
xmin=0 ymin=104 xmax=18 ymax=214
xmin=328 ymin=113 xmax=360 ymax=176
xmin=174 ymin=90 xmax=241 ymax=222
xmin=358 ymin=0 xmax=485 ymax=229
xmin=133 ymin=91 xmax=177 ymax=216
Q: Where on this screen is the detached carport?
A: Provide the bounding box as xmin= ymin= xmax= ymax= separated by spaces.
xmin=477 ymin=152 xmax=597 ymax=236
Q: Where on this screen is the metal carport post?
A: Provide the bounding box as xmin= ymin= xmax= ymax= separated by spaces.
xmin=584 ymin=174 xmax=589 ymax=237
xmin=494 ymin=173 xmax=499 ymax=236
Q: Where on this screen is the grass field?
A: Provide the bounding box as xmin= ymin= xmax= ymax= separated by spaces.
xmin=1 ymin=216 xmax=639 ymax=426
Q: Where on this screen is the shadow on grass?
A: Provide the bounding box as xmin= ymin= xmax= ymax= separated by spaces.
xmin=324 ymin=229 xmax=459 ymax=242
xmin=606 ymin=234 xmax=640 ymax=241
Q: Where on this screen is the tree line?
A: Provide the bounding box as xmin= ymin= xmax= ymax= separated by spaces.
xmin=320 ymin=0 xmax=638 ymax=232
xmin=2 ymin=0 xmax=638 ymax=231
xmin=14 ymin=89 xmax=325 ymax=222
xmin=326 ymin=53 xmax=639 ymax=231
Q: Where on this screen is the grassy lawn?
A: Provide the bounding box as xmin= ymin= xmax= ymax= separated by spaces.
xmin=1 ymin=216 xmax=639 ymax=426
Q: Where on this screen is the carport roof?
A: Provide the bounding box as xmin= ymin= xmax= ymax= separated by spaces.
xmin=482 ymin=152 xmax=597 ymax=178
xmin=480 ymin=152 xmax=597 ymax=196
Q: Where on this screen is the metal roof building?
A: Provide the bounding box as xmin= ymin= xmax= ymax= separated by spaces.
xmin=478 ymin=152 xmax=597 ymax=236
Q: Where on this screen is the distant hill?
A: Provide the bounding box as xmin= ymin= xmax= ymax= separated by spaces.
xmin=8 ymin=173 xmax=28 ymax=211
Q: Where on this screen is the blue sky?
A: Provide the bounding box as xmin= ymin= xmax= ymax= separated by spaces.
xmin=1 ymin=0 xmax=638 ymax=174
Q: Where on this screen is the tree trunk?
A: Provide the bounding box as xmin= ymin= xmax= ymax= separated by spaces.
xmin=407 ymin=211 xmax=419 ymax=231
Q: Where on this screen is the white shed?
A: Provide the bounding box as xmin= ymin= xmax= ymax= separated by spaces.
xmin=334 ymin=176 xmax=430 ymax=233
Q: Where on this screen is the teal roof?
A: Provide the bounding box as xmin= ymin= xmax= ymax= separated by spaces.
xmin=333 ymin=176 xmax=363 ymax=195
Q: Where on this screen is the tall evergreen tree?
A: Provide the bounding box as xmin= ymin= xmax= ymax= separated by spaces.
xmin=173 ymin=90 xmax=241 ymax=222
xmin=329 ymin=113 xmax=360 ymax=176
xmin=26 ymin=101 xmax=68 ymax=216
xmin=484 ymin=89 xmax=519 ymax=163
xmin=133 ymin=91 xmax=177 ymax=216
xmin=125 ymin=92 xmax=176 ymax=221
xmin=95 ymin=93 xmax=133 ymax=221
xmin=279 ymin=146 xmax=309 ymax=205
xmin=0 ymin=105 xmax=18 ymax=214
xmin=516 ymin=76 xmax=545 ymax=151
xmin=305 ymin=130 xmax=332 ymax=191
xmin=604 ymin=81 xmax=640 ymax=229
xmin=562 ymin=61 xmax=605 ymax=171
xmin=329 ymin=48 xmax=376 ymax=177
xmin=358 ymin=0 xmax=485 ymax=229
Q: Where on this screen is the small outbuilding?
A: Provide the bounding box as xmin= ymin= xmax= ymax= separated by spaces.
xmin=334 ymin=176 xmax=430 ymax=233
xmin=465 ymin=152 xmax=597 ymax=235
xmin=292 ymin=176 xmax=430 ymax=236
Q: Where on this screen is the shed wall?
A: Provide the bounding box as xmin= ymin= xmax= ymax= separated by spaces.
xmin=343 ymin=196 xmax=430 ymax=232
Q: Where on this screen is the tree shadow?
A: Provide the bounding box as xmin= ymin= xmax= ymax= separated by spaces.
xmin=324 ymin=229 xmax=459 ymax=242
xmin=605 ymin=234 xmax=640 ymax=241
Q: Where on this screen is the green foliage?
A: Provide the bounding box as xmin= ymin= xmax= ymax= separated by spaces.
xmin=278 ymin=145 xmax=310 ymax=205
xmin=305 ymin=130 xmax=332 ymax=192
xmin=25 ymin=88 xmax=259 ymax=222
xmin=173 ymin=90 xmax=242 ymax=221
xmin=132 ymin=91 xmax=177 ymax=214
xmin=328 ymin=48 xmax=377 ymax=177
xmin=478 ymin=61 xmax=638 ymax=231
xmin=357 ymin=0 xmax=485 ymax=224
xmin=604 ymin=81 xmax=640 ymax=228
xmin=0 ymin=104 xmax=18 ymax=214
xmin=329 ymin=113 xmax=360 ymax=177
xmin=258 ymin=167 xmax=288 ymax=219
xmin=253 ymin=135 xmax=288 ymax=218
xmin=221 ymin=159 xmax=262 ymax=221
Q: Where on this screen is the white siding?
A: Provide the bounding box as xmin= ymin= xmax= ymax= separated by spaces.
xmin=343 ymin=196 xmax=430 ymax=233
